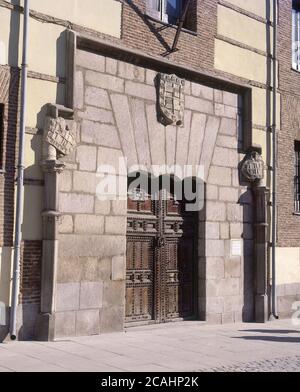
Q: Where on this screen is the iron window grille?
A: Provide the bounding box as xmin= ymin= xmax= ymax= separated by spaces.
xmin=295 ymin=141 xmax=300 ymax=213
xmin=292 ymin=1 xmax=300 ymax=71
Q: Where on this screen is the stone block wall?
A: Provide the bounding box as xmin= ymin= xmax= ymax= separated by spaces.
xmin=52 ymin=47 xmax=253 ymax=338
xmin=277 ymin=283 xmax=300 ymax=319
xmin=0 ymin=65 xmax=19 ymax=341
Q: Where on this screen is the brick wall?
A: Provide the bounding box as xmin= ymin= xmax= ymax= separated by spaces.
xmin=121 ymin=0 xmax=216 ymax=72
xmin=0 ymin=66 xmax=42 ymax=312
xmin=277 ymin=0 xmax=300 ymax=247
xmin=19 ymin=240 xmax=42 ymax=306
xmin=0 ymin=66 xmax=19 ymax=248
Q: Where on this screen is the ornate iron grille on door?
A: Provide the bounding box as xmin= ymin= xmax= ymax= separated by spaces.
xmin=126 ymin=183 xmax=197 ymax=325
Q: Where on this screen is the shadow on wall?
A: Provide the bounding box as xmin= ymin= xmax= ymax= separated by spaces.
xmin=2 ymin=73 xmax=19 ymax=246
xmin=0 ymin=308 xmax=10 ymax=342
xmin=8 ymin=0 xmax=21 ymax=67
xmin=36 ymin=104 xmax=50 ymax=131
xmin=56 ymin=31 xmax=67 ymax=105
xmin=24 ymin=132 xmax=43 ymax=180
xmin=15 ymin=29 xmax=67 ymax=340
xmin=56 ymin=31 xmax=67 ymax=79
xmin=18 ymin=134 xmax=44 ymax=340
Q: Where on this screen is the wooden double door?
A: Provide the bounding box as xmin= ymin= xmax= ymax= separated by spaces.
xmin=126 ymin=188 xmax=197 ymax=325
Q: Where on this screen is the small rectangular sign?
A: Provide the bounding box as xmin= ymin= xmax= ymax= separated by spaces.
xmin=231 ymin=240 xmax=242 ymax=257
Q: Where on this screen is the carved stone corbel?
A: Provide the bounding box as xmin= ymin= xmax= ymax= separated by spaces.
xmin=37 ymin=104 xmax=76 ymax=341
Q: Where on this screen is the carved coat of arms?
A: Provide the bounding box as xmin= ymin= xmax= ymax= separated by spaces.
xmin=44 ymin=116 xmax=76 ymax=157
xmin=241 ymin=151 xmax=265 ymax=182
xmin=158 ymin=73 xmax=185 ymax=126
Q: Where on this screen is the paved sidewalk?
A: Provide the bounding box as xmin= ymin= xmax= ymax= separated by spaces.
xmin=0 ymin=319 xmax=299 ymax=372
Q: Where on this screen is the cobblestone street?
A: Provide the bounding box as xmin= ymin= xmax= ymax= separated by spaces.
xmin=208 ymin=356 xmax=300 ymax=372
xmin=0 ymin=319 xmax=299 ymax=372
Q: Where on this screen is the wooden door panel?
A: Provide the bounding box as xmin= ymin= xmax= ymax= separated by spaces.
xmin=125 ymin=287 xmax=134 ymax=318
xmin=164 ymin=237 xmax=195 ymax=320
xmin=125 ymin=238 xmax=154 ymax=323
xmin=165 ymin=283 xmax=194 ymax=318
xmin=166 ymin=198 xmax=181 ymax=215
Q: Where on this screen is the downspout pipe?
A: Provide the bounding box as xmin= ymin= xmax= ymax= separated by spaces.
xmin=10 ymin=0 xmax=30 ymax=340
xmin=271 ymin=0 xmax=279 ymax=319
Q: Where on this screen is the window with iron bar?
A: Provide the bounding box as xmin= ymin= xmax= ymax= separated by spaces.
xmin=292 ymin=1 xmax=300 ymax=71
xmin=294 ymin=141 xmax=300 ymax=213
xmin=146 ymin=0 xmax=197 ymax=33
xmin=146 ymin=0 xmax=183 ymax=25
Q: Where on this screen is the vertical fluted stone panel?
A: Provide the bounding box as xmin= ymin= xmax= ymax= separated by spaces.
xmin=200 ymin=116 xmax=221 ymax=181
xmin=110 ymin=94 xmax=138 ymax=168
xmin=176 ymin=110 xmax=192 ymax=167
xmin=146 ymin=104 xmax=166 ymax=166
xmin=130 ymin=98 xmax=151 ymax=168
xmin=166 ymin=126 xmax=177 ymax=167
xmin=187 ymin=113 xmax=206 ymax=166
